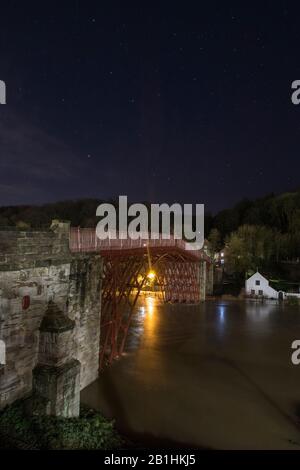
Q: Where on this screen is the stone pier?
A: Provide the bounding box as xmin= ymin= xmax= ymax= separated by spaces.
xmin=0 ymin=222 xmax=102 ymax=414
xmin=206 ymin=262 xmax=214 ymax=295
xmin=199 ymin=261 xmax=206 ymax=301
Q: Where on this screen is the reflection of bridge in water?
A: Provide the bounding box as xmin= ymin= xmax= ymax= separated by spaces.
xmin=70 ymin=228 xmax=213 ymax=368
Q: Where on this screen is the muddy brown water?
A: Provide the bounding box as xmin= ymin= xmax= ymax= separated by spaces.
xmin=81 ymin=296 xmax=300 ymax=449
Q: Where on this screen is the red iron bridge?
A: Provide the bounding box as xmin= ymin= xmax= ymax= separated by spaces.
xmin=70 ymin=227 xmax=212 ymax=368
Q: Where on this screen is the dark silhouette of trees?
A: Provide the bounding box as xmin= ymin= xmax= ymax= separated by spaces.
xmin=0 ymin=190 xmax=299 ymax=263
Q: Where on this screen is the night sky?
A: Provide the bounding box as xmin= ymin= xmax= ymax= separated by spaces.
xmin=0 ymin=2 xmax=300 ymax=212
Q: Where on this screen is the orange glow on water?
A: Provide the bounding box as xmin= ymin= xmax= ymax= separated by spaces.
xmin=146 ymin=296 xmax=155 ymax=315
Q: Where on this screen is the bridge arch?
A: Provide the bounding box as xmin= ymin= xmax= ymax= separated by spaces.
xmin=69 ymin=228 xmax=212 ymax=368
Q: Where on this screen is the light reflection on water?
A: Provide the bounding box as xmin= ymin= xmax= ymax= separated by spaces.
xmin=146 ymin=295 xmax=155 ymax=316
xmin=82 ymin=297 xmax=300 ymax=449
xmin=218 ymin=304 xmax=225 ymax=322
xmin=127 ymin=295 xmax=159 ymax=350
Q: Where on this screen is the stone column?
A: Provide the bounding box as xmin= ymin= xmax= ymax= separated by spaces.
xmin=31 ymin=301 xmax=80 ymax=417
xmin=206 ymin=263 xmax=214 ymax=296
xmin=199 ymin=261 xmax=206 ymax=301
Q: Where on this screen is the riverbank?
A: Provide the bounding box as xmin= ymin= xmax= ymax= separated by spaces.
xmin=0 ymin=399 xmax=124 ymax=450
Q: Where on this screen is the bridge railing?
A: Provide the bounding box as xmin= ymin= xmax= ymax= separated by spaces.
xmin=69 ymin=227 xmax=204 ymax=258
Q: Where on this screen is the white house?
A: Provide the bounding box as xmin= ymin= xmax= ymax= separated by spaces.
xmin=245 ymin=272 xmax=280 ymax=299
xmin=246 ymin=272 xmax=300 ymax=300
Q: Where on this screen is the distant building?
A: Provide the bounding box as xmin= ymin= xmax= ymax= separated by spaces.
xmin=214 ymin=248 xmax=226 ymax=267
xmin=245 ymin=272 xmax=280 ymax=299
xmin=245 ymin=271 xmax=300 ymax=300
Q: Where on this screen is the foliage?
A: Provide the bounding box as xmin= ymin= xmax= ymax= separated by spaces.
xmin=225 ymin=224 xmax=282 ymax=276
xmin=0 ymin=190 xmax=299 ymax=260
xmin=0 ymin=400 xmax=123 ymax=450
xmin=213 ymin=190 xmax=300 ymax=247
xmin=286 ymin=296 xmax=300 ymax=306
xmin=208 ymin=228 xmax=221 ymax=254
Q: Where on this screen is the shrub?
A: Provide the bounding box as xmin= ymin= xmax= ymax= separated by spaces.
xmin=0 ymin=400 xmax=123 ymax=450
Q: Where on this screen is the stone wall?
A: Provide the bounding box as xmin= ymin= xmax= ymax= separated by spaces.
xmin=0 ymin=222 xmax=102 ymax=410
xmin=206 ymin=263 xmax=214 ymax=296
xmin=67 ymin=256 xmax=102 ymax=389
xmin=199 ymin=261 xmax=206 ymax=300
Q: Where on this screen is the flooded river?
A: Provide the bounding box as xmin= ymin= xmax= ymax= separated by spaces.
xmin=81 ymin=296 xmax=300 ymax=449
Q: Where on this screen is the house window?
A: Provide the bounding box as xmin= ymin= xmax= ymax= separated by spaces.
xmin=251 ymin=289 xmax=255 ymax=295
xmin=255 ymin=280 xmax=260 ymax=286
xmin=258 ymin=290 xmax=263 ymax=296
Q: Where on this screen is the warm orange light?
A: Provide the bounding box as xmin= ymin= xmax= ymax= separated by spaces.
xmin=146 ymin=296 xmax=155 ymax=316
xmin=147 ymin=271 xmax=156 ymax=280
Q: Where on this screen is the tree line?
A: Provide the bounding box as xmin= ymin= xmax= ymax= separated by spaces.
xmin=207 ymin=191 xmax=300 ymax=277
xmin=0 ymin=190 xmax=299 ymax=274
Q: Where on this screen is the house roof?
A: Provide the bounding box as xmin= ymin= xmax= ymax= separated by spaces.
xmin=246 ymin=271 xmax=268 ymax=282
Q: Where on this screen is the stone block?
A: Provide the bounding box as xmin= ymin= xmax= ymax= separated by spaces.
xmin=32 ymin=359 xmax=80 ymax=417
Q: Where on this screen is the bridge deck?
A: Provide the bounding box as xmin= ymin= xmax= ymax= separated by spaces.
xmin=69 ymin=227 xmax=210 ymax=262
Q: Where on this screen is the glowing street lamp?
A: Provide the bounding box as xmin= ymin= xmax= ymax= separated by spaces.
xmin=147 ymin=270 xmax=156 ymax=280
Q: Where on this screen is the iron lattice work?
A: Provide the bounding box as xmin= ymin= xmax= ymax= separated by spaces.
xmin=69 ymin=228 xmax=212 ymax=369
xmin=157 ymin=259 xmax=201 ymax=303
xmin=99 ymin=250 xmax=203 ymax=369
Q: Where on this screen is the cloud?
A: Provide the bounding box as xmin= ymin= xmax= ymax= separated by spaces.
xmin=0 ymin=108 xmax=85 ymax=204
